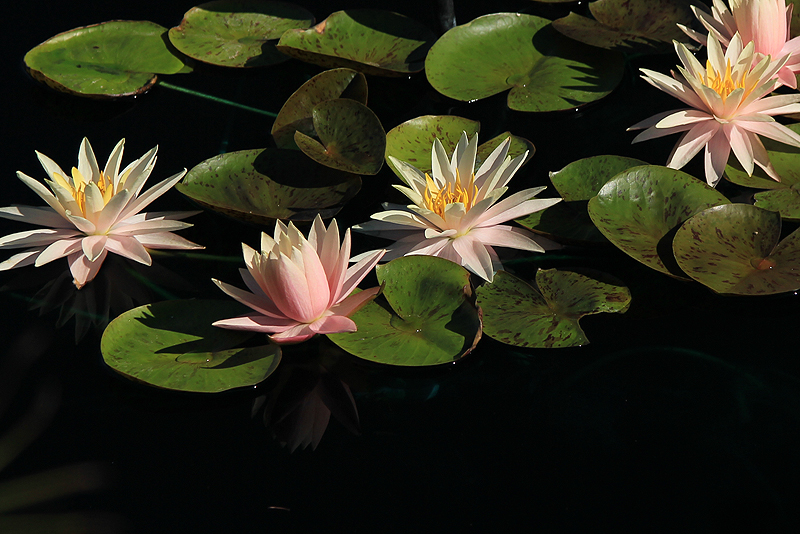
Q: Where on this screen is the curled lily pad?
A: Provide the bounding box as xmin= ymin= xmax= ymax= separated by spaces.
xmin=552 ymin=0 xmax=698 ymax=52
xmin=293 ymin=99 xmax=386 ymax=175
xmin=724 ymin=123 xmax=800 ymax=220
xmin=327 ymin=256 xmax=481 ymax=366
xmin=517 ymin=155 xmax=647 ymax=245
xmin=25 ymin=21 xmax=188 ymax=98
xmin=168 ymin=1 xmax=314 ymax=68
xmin=176 ymin=148 xmax=361 ymax=224
xmin=587 ymin=165 xmax=730 ymax=278
xmin=384 ymin=115 xmax=534 ymax=178
xmin=272 ymin=68 xmax=367 ymax=148
xmin=101 ymin=299 xmax=282 ymax=393
xmin=276 ymin=10 xmax=436 ymax=76
xmin=673 ymin=204 xmax=800 ymax=295
xmin=476 ymin=269 xmax=631 ymax=348
xmin=425 ymin=13 xmax=624 ymax=112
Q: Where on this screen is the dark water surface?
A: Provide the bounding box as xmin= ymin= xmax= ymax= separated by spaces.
xmin=2 ymin=0 xmax=800 ymax=532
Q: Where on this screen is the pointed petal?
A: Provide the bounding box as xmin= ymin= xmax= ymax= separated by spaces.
xmin=81 ymin=235 xmax=108 ymax=262
xmin=104 ymin=235 xmax=152 ymax=265
xmin=34 ymin=238 xmax=83 ymax=266
xmin=452 ymin=235 xmax=494 ymax=281
xmin=117 ymin=170 xmax=186 ymax=221
xmin=212 ymin=278 xmax=285 ymax=319
xmin=0 ymin=249 xmax=42 ymax=271
xmin=468 ymin=225 xmax=545 ymax=253
xmin=213 ymin=312 xmax=299 ymax=333
xmin=337 ymin=249 xmax=385 ymax=304
xmin=134 ymin=232 xmax=203 ymax=250
xmin=309 ymin=314 xmax=357 ymax=334
xmin=0 ymin=205 xmax=71 ymax=228
xmin=329 ymin=286 xmax=381 ymax=317
xmin=68 ymin=249 xmax=107 ymax=289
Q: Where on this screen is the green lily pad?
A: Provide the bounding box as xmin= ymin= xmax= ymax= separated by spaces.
xmin=176 ymin=148 xmax=361 ymax=224
xmin=276 ymin=9 xmax=436 ymax=76
xmin=516 ymin=155 xmax=647 ymax=245
xmin=724 ymin=123 xmax=800 ymax=220
xmin=476 ymin=269 xmax=631 ymax=348
xmin=425 ymin=13 xmax=624 ymax=112
xmin=25 ymin=20 xmax=188 ymax=98
xmin=101 ymin=299 xmax=282 ymax=393
xmin=327 ymin=256 xmax=481 ymax=366
xmin=587 ymin=165 xmax=730 ymax=278
xmin=673 ymin=204 xmax=800 ymax=295
xmin=168 ymin=1 xmax=314 ymax=68
xmin=384 ymin=115 xmax=534 ymax=179
xmin=293 ymin=99 xmax=386 ymax=175
xmin=552 ymin=0 xmax=698 ymax=51
xmin=272 ymin=68 xmax=368 ymax=148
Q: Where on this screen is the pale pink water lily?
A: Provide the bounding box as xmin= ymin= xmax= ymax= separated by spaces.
xmin=212 ymin=216 xmax=385 ymax=344
xmin=680 ymin=0 xmax=800 ymax=88
xmin=628 ymin=33 xmax=800 ymax=187
xmin=0 ymin=138 xmax=202 ymax=288
xmin=353 ymin=133 xmax=561 ymax=282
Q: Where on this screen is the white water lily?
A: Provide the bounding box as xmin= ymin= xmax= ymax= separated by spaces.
xmin=0 ymin=138 xmax=202 ymax=288
xmin=354 ymin=133 xmax=561 ymax=282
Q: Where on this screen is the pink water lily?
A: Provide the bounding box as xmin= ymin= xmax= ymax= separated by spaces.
xmin=212 ymin=216 xmax=385 ymax=344
xmin=628 ymin=33 xmax=800 ymax=187
xmin=353 ymin=132 xmax=561 ymax=282
xmin=681 ymin=0 xmax=800 ymax=88
xmin=0 ymin=138 xmax=202 ymax=288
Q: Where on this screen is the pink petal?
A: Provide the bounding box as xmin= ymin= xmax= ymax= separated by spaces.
xmin=213 ymin=312 xmax=299 ymax=333
xmin=262 ymin=252 xmax=320 ymax=323
xmin=330 ymin=286 xmax=382 ymax=317
xmin=68 ymin=249 xmax=108 ymax=289
xmin=468 ymin=225 xmax=545 ymax=253
xmin=309 ymin=314 xmax=357 ymax=334
xmin=476 ymin=189 xmax=561 ymax=228
xmin=105 ymin=235 xmax=152 ymax=265
xmin=666 ymin=121 xmax=719 ymax=170
xmin=337 ymin=249 xmax=385 ymax=305
xmin=81 ymin=235 xmax=108 ymax=262
xmin=725 ymin=124 xmax=754 ymax=175
xmin=0 ymin=228 xmax=79 ymax=249
xmin=452 ymin=235 xmax=494 ymax=281
xmin=735 ymin=120 xmax=800 ymax=147
xmin=703 ymin=131 xmax=732 ymax=187
xmin=0 ymin=249 xmax=43 ymax=271
xmin=269 ymin=323 xmax=317 ymax=344
xmin=117 ymin=170 xmax=185 ymax=221
xmin=212 ymin=278 xmax=286 ymax=319
xmin=134 ymin=232 xmax=203 ymax=250
xmin=35 ymin=238 xmax=83 ymax=266
xmin=0 ymin=205 xmax=71 ymax=228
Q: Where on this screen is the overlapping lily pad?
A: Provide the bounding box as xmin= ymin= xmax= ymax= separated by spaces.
xmin=673 ymin=204 xmax=800 ymax=295
xmin=327 ymin=256 xmax=481 ymax=366
xmin=101 ymin=299 xmax=281 ymax=393
xmin=272 ymin=68 xmax=368 ymax=148
xmin=168 ymin=1 xmax=314 ymax=67
xmin=552 ymin=0 xmax=698 ymax=51
xmin=293 ymin=98 xmax=386 ymax=175
xmin=176 ymin=148 xmax=361 ymax=223
xmin=724 ymin=123 xmax=800 ymax=221
xmin=587 ymin=165 xmax=730 ymax=278
xmin=517 ymin=155 xmax=646 ymax=244
xmin=384 ymin=115 xmax=534 ymax=178
xmin=476 ymin=269 xmax=631 ymax=348
xmin=276 ymin=9 xmax=436 ymax=76
xmin=425 ymin=13 xmax=624 ymax=112
xmin=25 ymin=21 xmax=188 ymax=98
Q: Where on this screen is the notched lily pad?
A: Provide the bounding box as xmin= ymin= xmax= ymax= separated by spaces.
xmin=384 ymin=115 xmax=534 ymax=178
xmin=101 ymin=299 xmax=282 ymax=393
xmin=176 ymin=148 xmax=361 ymax=223
xmin=425 ymin=13 xmax=624 ymax=112
xmin=587 ymin=165 xmax=730 ymax=278
xmin=724 ymin=123 xmax=800 ymax=221
xmin=517 ymin=155 xmax=647 ymax=245
xmin=673 ymin=204 xmax=800 ymax=295
xmin=552 ymin=0 xmax=699 ymax=52
xmin=276 ymin=9 xmax=436 ymax=76
xmin=476 ymin=269 xmax=631 ymax=348
xmin=293 ymin=99 xmax=386 ymax=175
xmin=272 ymin=68 xmax=368 ymax=148
xmin=168 ymin=0 xmax=315 ymax=68
xmin=327 ymin=256 xmax=481 ymax=366
xmin=25 ymin=20 xmax=188 ymax=98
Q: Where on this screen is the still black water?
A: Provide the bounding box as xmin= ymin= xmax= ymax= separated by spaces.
xmin=2 ymin=0 xmax=799 ymax=532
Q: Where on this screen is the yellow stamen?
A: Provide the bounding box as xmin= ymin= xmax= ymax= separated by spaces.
xmin=422 ymin=170 xmax=478 ymax=218
xmin=53 ymin=168 xmax=117 ymax=217
xmin=704 ymin=59 xmax=752 ymax=103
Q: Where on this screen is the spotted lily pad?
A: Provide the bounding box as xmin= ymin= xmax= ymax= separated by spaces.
xmin=25 ymin=21 xmax=188 ymax=98
xmin=552 ymin=0 xmax=699 ymax=51
xmin=101 ymin=299 xmax=282 ymax=393
xmin=517 ymin=155 xmax=647 ymax=245
xmin=476 ymin=269 xmax=631 ymax=348
xmin=276 ymin=9 xmax=436 ymax=76
xmin=168 ymin=1 xmax=314 ymax=68
xmin=384 ymin=115 xmax=534 ymax=178
xmin=327 ymin=256 xmax=481 ymax=366
xmin=724 ymin=123 xmax=800 ymax=221
xmin=673 ymin=204 xmax=800 ymax=295
xmin=425 ymin=13 xmax=624 ymax=112
xmin=293 ymin=99 xmax=386 ymax=175
xmin=587 ymin=165 xmax=730 ymax=278
xmin=272 ymin=68 xmax=367 ymax=148
xmin=176 ymin=148 xmax=361 ymax=223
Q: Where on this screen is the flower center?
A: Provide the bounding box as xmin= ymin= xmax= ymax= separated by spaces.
xmin=52 ymin=167 xmax=121 ymax=218
xmin=704 ymin=59 xmax=752 ymax=103
xmin=422 ymin=171 xmax=478 ymax=218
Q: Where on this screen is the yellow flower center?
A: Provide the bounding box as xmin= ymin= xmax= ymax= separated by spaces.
xmin=422 ymin=171 xmax=478 ymax=218
xmin=704 ymin=59 xmax=752 ymax=102
xmin=52 ymin=167 xmax=127 ymax=217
